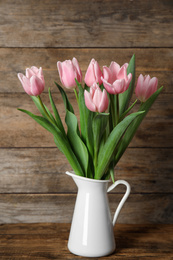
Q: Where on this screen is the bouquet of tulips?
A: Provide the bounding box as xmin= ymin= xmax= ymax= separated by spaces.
xmin=18 ymin=55 xmax=163 ymax=182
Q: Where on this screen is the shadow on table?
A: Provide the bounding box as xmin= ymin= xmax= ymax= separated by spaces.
xmin=114 ymin=224 xmax=161 ymax=254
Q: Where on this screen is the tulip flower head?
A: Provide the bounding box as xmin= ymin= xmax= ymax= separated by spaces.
xmin=84 ymin=59 xmax=103 ymax=87
xmin=84 ymin=83 xmax=109 ymax=113
xmin=18 ymin=66 xmax=45 ymax=96
xmin=135 ymin=74 xmax=158 ymax=102
xmin=101 ymin=62 xmax=132 ymax=95
xmin=57 ymin=57 xmax=82 ymax=89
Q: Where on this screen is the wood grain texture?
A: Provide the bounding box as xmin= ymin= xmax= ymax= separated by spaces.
xmin=0 ymin=223 xmax=172 ymax=259
xmin=0 ymin=194 xmax=172 ymax=224
xmin=0 ymin=148 xmax=172 ymax=193
xmin=0 ymin=0 xmax=173 ymax=47
xmin=0 ymin=48 xmax=172 ymax=93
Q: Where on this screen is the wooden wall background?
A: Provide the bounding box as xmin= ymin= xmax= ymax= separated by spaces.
xmin=0 ymin=0 xmax=173 ymax=224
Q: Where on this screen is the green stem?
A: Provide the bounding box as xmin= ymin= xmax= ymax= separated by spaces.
xmin=110 ymin=95 xmax=116 ymax=130
xmin=37 ymin=95 xmax=55 ymax=125
xmin=109 ymin=161 xmax=115 ymax=183
xmin=74 ymin=88 xmax=79 ymax=104
xmin=119 ymin=99 xmax=138 ymax=122
xmin=116 ymin=94 xmax=119 ymax=125
xmin=109 ymin=94 xmax=119 ymax=182
xmin=94 ymin=148 xmax=98 ymax=176
xmin=93 ymin=112 xmax=99 ymax=177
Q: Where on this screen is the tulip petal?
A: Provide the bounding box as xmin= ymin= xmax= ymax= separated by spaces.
xmin=109 ymin=61 xmax=120 ymax=81
xmin=93 ymin=88 xmax=102 ymax=110
xmin=30 ymin=76 xmax=44 ymax=96
xmin=31 ymin=66 xmax=39 ymax=73
xmin=98 ymin=89 xmax=109 ymax=113
xmin=31 ymin=66 xmax=39 ymax=74
xmin=84 ymin=90 xmax=96 ymax=112
xmin=26 ymin=68 xmax=35 ymax=79
xmin=102 ymin=78 xmax=115 ymax=94
xmin=143 ymin=75 xmax=151 ymax=89
xmin=118 ymin=65 xmax=128 ymax=81
xmin=38 ymin=67 xmax=45 ymax=84
xmin=151 ymin=77 xmax=158 ymax=92
xmin=90 ymin=82 xmax=98 ymax=97
xmin=18 ymin=73 xmax=32 ymax=95
xmin=123 ymin=63 xmax=129 ymax=69
xmin=145 ymin=77 xmax=158 ymax=100
xmin=84 ymin=59 xmax=102 ymax=86
xmin=62 ymin=61 xmax=76 ymax=88
xmin=140 ymin=75 xmax=150 ymax=100
xmin=113 ymin=79 xmax=125 ymax=94
xmin=84 ymin=59 xmax=96 ymax=87
xmin=135 ymin=74 xmax=144 ymax=99
xmin=57 ymin=61 xmax=63 ymax=83
xmin=94 ymin=60 xmax=103 ymax=85
xmin=102 ymin=66 xmax=113 ymax=84
xmin=125 ymin=73 xmax=132 ymax=90
xmin=72 ymin=57 xmax=82 ymax=83
xmin=17 ymin=73 xmax=24 ymax=83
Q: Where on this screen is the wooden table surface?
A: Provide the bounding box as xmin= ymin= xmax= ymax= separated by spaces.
xmin=0 ymin=223 xmax=172 ymax=259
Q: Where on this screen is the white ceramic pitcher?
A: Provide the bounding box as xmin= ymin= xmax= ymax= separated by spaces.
xmin=65 ymin=171 xmax=131 ymax=257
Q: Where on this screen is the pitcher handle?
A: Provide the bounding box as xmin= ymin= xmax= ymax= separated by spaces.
xmin=107 ymin=180 xmax=131 ymax=226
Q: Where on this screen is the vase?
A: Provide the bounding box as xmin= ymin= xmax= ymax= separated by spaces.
xmin=65 ymin=171 xmax=131 ymax=257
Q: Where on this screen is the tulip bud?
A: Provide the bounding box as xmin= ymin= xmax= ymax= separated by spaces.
xmin=18 ymin=66 xmax=45 ymax=96
xmin=57 ymin=57 xmax=82 ymax=89
xmin=135 ymin=74 xmax=158 ymax=102
xmin=84 ymin=83 xmax=109 ymax=113
xmin=84 ymin=59 xmax=103 ymax=87
xmin=101 ymin=62 xmax=132 ymax=95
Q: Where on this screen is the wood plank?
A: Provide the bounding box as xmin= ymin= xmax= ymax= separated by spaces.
xmin=0 ymin=92 xmax=172 ymax=147
xmin=0 ymin=0 xmax=172 ymax=47
xmin=0 ymin=224 xmax=172 ymax=259
xmin=0 ymin=222 xmax=171 ymax=235
xmin=0 ymin=48 xmax=172 ymax=93
xmin=0 ymin=194 xmax=172 ymax=224
xmin=0 ymin=148 xmax=172 ymax=193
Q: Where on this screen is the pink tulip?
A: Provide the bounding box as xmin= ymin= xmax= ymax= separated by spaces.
xmin=135 ymin=74 xmax=158 ymax=102
xmin=101 ymin=62 xmax=132 ymax=95
xmin=84 ymin=59 xmax=103 ymax=87
xmin=57 ymin=57 xmax=82 ymax=89
xmin=84 ymin=83 xmax=109 ymax=113
xmin=18 ymin=66 xmax=45 ymax=96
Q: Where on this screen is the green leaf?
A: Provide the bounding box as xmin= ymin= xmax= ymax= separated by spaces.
xmin=95 ymin=110 xmax=145 ymax=180
xmin=31 ymin=96 xmax=56 ymax=124
xmin=109 ymin=94 xmax=117 ymax=130
xmin=119 ymin=54 xmax=136 ymax=116
xmin=114 ymin=86 xmax=163 ymax=165
xmin=65 ymin=110 xmax=89 ymax=177
xmin=48 ymin=88 xmax=66 ymax=136
xmin=18 ymin=108 xmax=84 ymax=176
xmin=54 ymin=81 xmax=74 ymax=113
xmin=92 ymin=113 xmax=109 ymax=155
xmin=77 ymin=81 xmax=87 ymax=141
xmin=77 ymin=80 xmax=94 ymax=158
xmin=18 ymin=108 xmax=57 ymax=134
xmin=92 ymin=113 xmax=109 ymax=175
xmin=109 ymin=164 xmax=115 ymax=183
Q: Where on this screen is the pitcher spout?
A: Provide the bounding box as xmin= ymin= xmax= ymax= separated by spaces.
xmin=65 ymin=171 xmax=110 ymax=190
